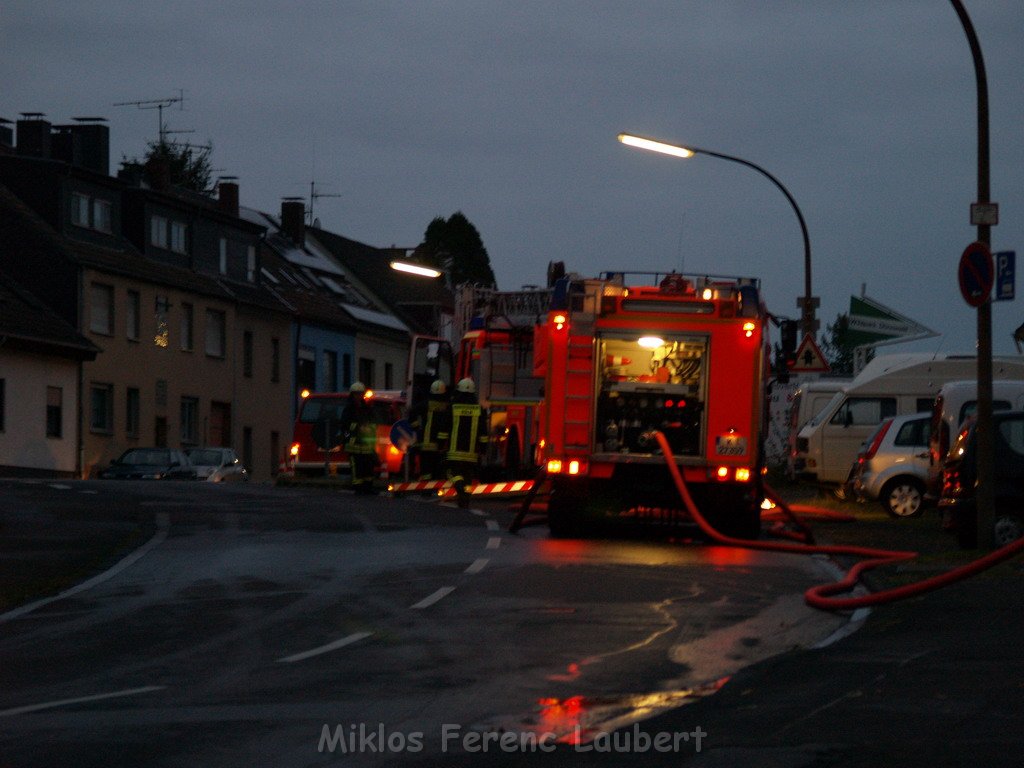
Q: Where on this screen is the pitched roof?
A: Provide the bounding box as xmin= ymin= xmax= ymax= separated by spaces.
xmin=0 ymin=268 xmax=99 ymax=359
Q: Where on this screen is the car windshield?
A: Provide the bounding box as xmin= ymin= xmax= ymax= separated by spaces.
xmin=119 ymin=448 xmax=171 ymax=465
xmin=187 ymin=450 xmax=223 ymax=466
xmin=809 ymin=391 xmax=845 ymax=427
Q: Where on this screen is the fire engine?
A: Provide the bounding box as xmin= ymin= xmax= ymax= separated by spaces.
xmin=534 ymin=270 xmax=769 ymax=538
xmin=286 ymin=389 xmax=406 ymax=478
xmin=453 ymin=283 xmax=552 ymax=477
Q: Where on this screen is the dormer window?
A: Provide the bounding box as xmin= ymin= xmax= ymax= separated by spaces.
xmin=150 ymin=216 xmax=168 ymax=248
xmin=93 ymin=199 xmax=112 ymax=233
xmin=170 ymin=221 xmax=188 ymax=254
xmin=71 ymin=193 xmax=90 ymax=227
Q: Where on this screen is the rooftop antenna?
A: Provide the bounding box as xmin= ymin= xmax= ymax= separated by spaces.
xmin=307 ymin=179 xmax=342 ymax=226
xmin=113 ymin=89 xmax=185 ymax=144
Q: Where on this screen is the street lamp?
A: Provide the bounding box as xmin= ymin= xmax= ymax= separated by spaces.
xmin=618 ymin=133 xmax=817 ymax=339
xmin=389 ymin=260 xmax=442 ymax=278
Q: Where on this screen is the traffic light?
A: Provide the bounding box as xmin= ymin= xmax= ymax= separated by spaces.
xmin=780 ymin=319 xmax=798 ymax=354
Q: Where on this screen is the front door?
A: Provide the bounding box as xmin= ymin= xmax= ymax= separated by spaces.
xmin=209 ymin=402 xmax=232 ymax=447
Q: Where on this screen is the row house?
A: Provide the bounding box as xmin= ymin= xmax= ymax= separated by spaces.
xmin=0 ymin=116 xmax=294 ymax=480
xmin=0 ymin=112 xmax=454 ymax=478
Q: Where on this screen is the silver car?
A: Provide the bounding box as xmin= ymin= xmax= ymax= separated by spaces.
xmin=850 ymin=413 xmax=931 ymax=517
xmin=185 ymin=447 xmax=248 ymax=483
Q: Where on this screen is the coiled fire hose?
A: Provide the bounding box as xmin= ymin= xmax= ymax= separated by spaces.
xmin=653 ymin=431 xmax=1024 ymax=611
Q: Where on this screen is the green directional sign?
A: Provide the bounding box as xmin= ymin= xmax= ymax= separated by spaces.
xmin=846 ymin=295 xmax=934 ymax=347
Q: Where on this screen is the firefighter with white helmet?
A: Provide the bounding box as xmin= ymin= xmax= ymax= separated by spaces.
xmin=409 ymin=379 xmax=451 ymax=480
xmin=341 ymin=381 xmax=377 ymax=493
xmin=446 ymin=377 xmax=488 ymax=505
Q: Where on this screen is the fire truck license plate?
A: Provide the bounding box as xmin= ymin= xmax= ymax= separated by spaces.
xmin=715 ymin=435 xmax=747 ymax=456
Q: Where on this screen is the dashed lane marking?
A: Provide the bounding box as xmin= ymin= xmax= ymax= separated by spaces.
xmin=277 ymin=632 xmax=374 ymax=663
xmin=464 ymin=558 xmax=489 ymax=575
xmin=0 ymin=686 xmax=166 ymax=718
xmin=486 ymin=537 xmax=501 ymax=550
xmin=410 ymin=586 xmax=456 ymax=609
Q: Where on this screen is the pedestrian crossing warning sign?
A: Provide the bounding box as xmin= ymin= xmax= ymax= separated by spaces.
xmin=788 ymin=333 xmax=830 ymax=373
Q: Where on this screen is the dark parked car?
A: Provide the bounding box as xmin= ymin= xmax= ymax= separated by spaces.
xmin=100 ymin=448 xmax=195 ymax=480
xmin=938 ymin=410 xmax=1024 ymax=548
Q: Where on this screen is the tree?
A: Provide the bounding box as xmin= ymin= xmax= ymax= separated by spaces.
xmin=819 ymin=312 xmax=872 ymax=376
xmin=121 ymin=139 xmax=214 ymax=194
xmin=416 ymin=212 xmax=496 ymax=288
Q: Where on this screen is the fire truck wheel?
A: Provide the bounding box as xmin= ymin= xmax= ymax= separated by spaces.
xmin=547 ymin=487 xmax=581 ymax=539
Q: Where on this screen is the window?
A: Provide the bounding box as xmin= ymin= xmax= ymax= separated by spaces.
xmin=205 ymin=309 xmax=226 ymax=358
xmin=180 ymin=302 xmax=194 ymax=351
xmin=342 ymin=353 xmax=352 ymax=389
xmin=89 ymin=283 xmax=114 ymax=335
xmin=323 ymin=350 xmax=338 ymax=392
xmin=126 ymin=290 xmax=141 ymax=341
xmin=243 ymin=330 xmax=254 ymax=378
xmin=46 ymin=386 xmax=62 ymax=438
xmin=154 ymin=295 xmax=170 ymax=348
xmin=271 ymin=337 xmax=281 ymax=383
xmin=92 ymin=199 xmax=112 ymax=233
xmin=150 ymin=215 xmax=168 ymax=248
xmin=384 ymin=362 xmax=394 ymax=390
xmin=180 ymin=397 xmax=199 ymax=444
xmin=358 ymin=358 xmax=375 ymax=389
xmin=90 ymin=383 xmax=113 ymax=433
xmin=170 ymin=221 xmax=188 ymax=254
xmin=894 ymin=418 xmax=930 ymax=448
xmin=71 ymin=193 xmax=90 ymax=227
xmin=126 ymin=387 xmax=140 ymax=437
xmin=246 ymin=245 xmax=256 ymax=282
xmin=829 ymin=397 xmax=897 ymax=427
xmin=219 ymin=238 xmax=228 ymax=275
xmin=297 ymin=347 xmax=316 ymax=393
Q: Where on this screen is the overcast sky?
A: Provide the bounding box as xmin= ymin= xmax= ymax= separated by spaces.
xmin=5 ymin=1 xmax=1024 ymax=355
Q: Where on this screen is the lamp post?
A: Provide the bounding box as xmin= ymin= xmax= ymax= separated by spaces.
xmin=618 ymin=133 xmax=818 ymax=339
xmin=949 ymin=0 xmax=995 ymax=548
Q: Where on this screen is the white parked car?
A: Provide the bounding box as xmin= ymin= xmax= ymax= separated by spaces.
xmin=849 ymin=413 xmax=931 ymax=517
xmin=185 ymin=447 xmax=248 ymax=483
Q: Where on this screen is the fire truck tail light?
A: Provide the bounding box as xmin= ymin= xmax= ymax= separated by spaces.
xmin=289 ymin=443 xmax=300 ymax=457
xmin=735 ymin=467 xmax=751 ymax=482
xmin=547 ymin=459 xmax=563 ymax=474
xmin=715 ymin=466 xmax=730 ymax=480
xmin=701 ymin=288 xmax=714 ymax=300
xmin=742 ymin=322 xmax=756 ymax=338
xmin=553 ymin=314 xmax=567 ymax=330
xmin=568 ymin=460 xmax=581 ymax=475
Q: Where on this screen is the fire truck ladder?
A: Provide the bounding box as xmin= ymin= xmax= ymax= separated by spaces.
xmin=562 ymin=329 xmax=595 ymax=453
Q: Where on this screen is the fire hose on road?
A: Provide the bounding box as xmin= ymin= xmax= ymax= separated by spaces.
xmin=652 ymin=431 xmax=1024 ymax=612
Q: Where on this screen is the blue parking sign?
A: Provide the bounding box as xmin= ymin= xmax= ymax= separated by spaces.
xmin=996 ymin=251 xmax=1015 ymax=301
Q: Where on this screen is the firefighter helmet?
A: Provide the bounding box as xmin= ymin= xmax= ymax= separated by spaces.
xmin=350 ymin=381 xmax=366 ymax=394
xmin=456 ymin=377 xmax=476 ymax=394
xmin=430 ymin=380 xmax=447 ymax=395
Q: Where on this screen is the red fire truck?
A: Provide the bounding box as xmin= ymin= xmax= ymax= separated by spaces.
xmin=534 ymin=270 xmax=770 ymax=537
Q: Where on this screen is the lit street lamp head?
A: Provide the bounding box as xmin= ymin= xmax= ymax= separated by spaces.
xmin=389 ymin=261 xmax=442 ymax=278
xmin=617 ymin=133 xmax=695 ymax=159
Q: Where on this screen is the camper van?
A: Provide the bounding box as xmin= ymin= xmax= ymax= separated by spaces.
xmin=926 ymin=378 xmax=1024 ymax=499
xmin=794 ymin=354 xmax=1024 ymax=492
xmin=786 ymin=378 xmax=851 ymax=477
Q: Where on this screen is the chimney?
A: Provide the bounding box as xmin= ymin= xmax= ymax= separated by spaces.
xmin=16 ymin=113 xmax=51 ymax=159
xmin=69 ymin=118 xmax=110 ymax=175
xmin=218 ymin=177 xmax=239 ymax=217
xmin=280 ymin=198 xmax=305 ymax=245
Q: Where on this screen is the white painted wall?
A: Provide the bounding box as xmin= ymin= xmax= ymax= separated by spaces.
xmin=0 ymin=349 xmax=79 ymax=474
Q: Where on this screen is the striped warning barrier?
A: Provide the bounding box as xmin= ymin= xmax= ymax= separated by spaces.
xmin=437 ymin=479 xmax=535 ymax=498
xmin=388 ymin=479 xmax=452 ymax=494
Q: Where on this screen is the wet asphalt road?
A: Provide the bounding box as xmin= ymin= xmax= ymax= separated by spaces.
xmin=0 ymin=480 xmax=852 ymax=767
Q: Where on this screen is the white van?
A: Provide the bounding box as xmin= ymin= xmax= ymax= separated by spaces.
xmin=785 ymin=378 xmax=851 ymax=477
xmin=794 ymin=354 xmax=1024 ymax=491
xmin=925 ymin=378 xmax=1024 ymax=498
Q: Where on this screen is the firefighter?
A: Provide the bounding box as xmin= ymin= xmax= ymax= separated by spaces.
xmin=409 ymin=379 xmax=451 ymax=480
xmin=446 ymin=377 xmax=488 ymax=504
xmin=341 ymin=381 xmax=378 ymax=494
